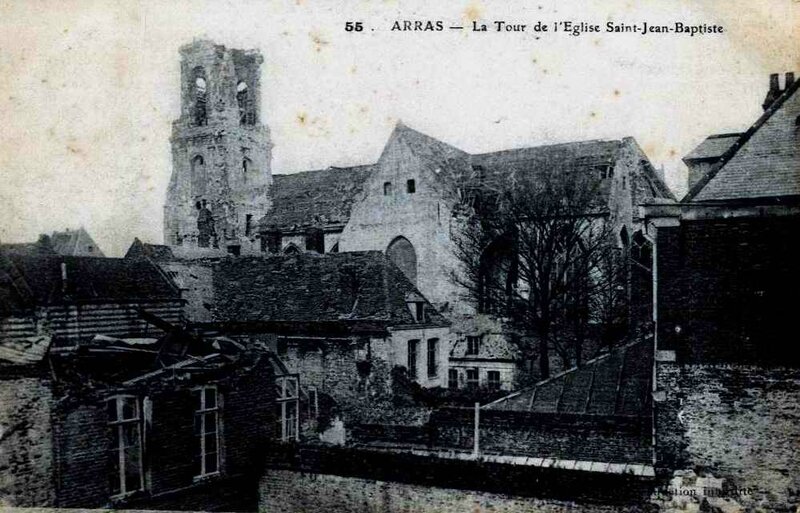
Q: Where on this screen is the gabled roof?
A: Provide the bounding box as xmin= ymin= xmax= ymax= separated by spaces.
xmin=125 ymin=237 xmax=177 ymax=261
xmin=686 ymin=76 xmax=800 ymax=202
xmin=485 ymin=339 xmax=652 ymax=417
xmin=259 ymin=165 xmax=374 ymax=231
xmin=683 ymin=133 xmax=742 ymax=162
xmin=211 ymin=251 xmax=447 ymax=329
xmin=50 ymin=227 xmax=105 ymax=257
xmin=258 ymin=124 xmax=674 ymax=233
xmin=0 ymin=255 xmax=180 ymax=314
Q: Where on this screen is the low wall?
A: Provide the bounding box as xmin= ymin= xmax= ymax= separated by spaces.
xmin=655 ymin=363 xmax=800 ymax=508
xmin=259 ymin=469 xmax=652 ymax=513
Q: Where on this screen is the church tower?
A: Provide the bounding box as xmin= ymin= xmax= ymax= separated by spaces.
xmin=164 ymin=40 xmax=272 ymax=256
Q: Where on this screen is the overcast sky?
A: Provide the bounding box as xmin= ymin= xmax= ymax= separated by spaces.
xmin=1 ymin=0 xmax=798 ymax=256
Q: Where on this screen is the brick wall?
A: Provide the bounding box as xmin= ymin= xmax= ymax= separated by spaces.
xmin=258 ymin=468 xmax=649 ymax=513
xmin=51 ymin=353 xmax=276 ymax=510
xmin=0 ymin=374 xmax=55 ymax=507
xmin=655 ymin=363 xmax=800 ymax=508
xmin=656 ymin=216 xmax=800 ymax=363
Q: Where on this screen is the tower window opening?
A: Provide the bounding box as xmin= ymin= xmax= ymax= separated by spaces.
xmin=242 ymin=157 xmax=252 ymax=183
xmin=245 ymin=214 xmax=253 ymax=236
xmin=406 ymin=179 xmax=416 ymax=193
xmin=193 ymin=71 xmax=208 ymax=126
xmin=384 ymin=182 xmax=392 ymax=196
xmin=237 ymin=81 xmax=253 ymax=125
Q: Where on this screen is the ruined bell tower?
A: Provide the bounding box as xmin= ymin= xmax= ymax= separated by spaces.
xmin=164 ymin=40 xmax=272 ymax=255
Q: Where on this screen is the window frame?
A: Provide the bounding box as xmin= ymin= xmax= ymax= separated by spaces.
xmin=107 ymin=394 xmax=144 ymax=499
xmin=426 ymin=338 xmax=439 ymax=378
xmin=407 ymin=339 xmax=419 ymax=381
xmin=487 ymin=370 xmax=501 ymax=390
xmin=466 ymin=368 xmax=479 ymax=389
xmin=448 ymin=368 xmax=459 ymax=389
xmin=193 ymin=385 xmax=221 ymax=479
xmin=466 ymin=335 xmax=481 ymax=356
xmin=276 ymin=375 xmax=300 ymax=442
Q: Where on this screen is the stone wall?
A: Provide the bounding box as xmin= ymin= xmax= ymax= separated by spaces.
xmin=0 ymin=374 xmax=55 ymax=507
xmin=259 ymin=468 xmax=648 ymax=513
xmin=339 ymin=132 xmax=462 ymax=310
xmin=655 ymin=363 xmax=800 ymax=508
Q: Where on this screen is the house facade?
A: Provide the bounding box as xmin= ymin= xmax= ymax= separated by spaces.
xmin=642 ymin=72 xmax=800 ymax=508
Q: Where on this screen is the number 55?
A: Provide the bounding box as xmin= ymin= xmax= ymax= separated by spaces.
xmin=345 ymin=22 xmax=363 ymax=32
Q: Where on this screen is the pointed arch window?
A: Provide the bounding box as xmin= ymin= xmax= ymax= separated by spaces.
xmin=387 ymin=236 xmax=417 ymax=285
xmin=191 ymin=155 xmax=207 ymax=196
xmin=237 ymin=81 xmax=255 ymax=125
xmin=242 ymin=157 xmax=252 ymax=184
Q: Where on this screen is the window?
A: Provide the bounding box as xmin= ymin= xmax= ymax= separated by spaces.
xmin=387 ymin=236 xmax=417 ymax=285
xmin=245 ymin=214 xmax=253 ymax=236
xmin=87 ymin=245 xmax=94 ymax=252
xmin=383 ymin=182 xmax=392 ymax=195
xmin=408 ymin=301 xmax=426 ymax=323
xmin=276 ymin=375 xmax=299 ymax=441
xmin=406 ymin=179 xmax=416 ymax=193
xmin=466 ymin=368 xmax=479 ymax=389
xmin=448 ymin=368 xmax=459 ymax=389
xmin=236 ymin=81 xmax=253 ymax=125
xmin=277 ymin=338 xmax=288 ymax=358
xmin=242 ymin=157 xmax=252 ymax=183
xmin=193 ymin=70 xmax=208 ymax=126
xmin=107 ymin=395 xmax=143 ymax=497
xmin=427 ymin=338 xmax=439 ymax=378
xmin=191 ymin=155 xmax=206 ymax=197
xmin=487 ymin=371 xmax=501 ymax=390
xmin=466 ymin=335 xmax=481 ymax=356
xmin=194 ymin=387 xmax=220 ymax=478
xmin=407 ymin=340 xmax=419 ymax=381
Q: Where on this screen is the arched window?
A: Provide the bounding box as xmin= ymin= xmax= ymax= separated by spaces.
xmin=192 ymin=67 xmax=208 ymax=126
xmin=387 ymin=236 xmax=417 ymax=285
xmin=191 ymin=155 xmax=206 ymax=196
xmin=237 ymin=81 xmax=252 ymax=125
xmin=242 ymin=157 xmax=252 ymax=184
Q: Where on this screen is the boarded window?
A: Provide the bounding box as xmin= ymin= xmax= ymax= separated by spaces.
xmin=387 ymin=236 xmax=417 ymax=285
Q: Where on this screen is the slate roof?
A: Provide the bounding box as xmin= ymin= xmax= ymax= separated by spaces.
xmin=50 ymin=227 xmax=105 ymax=257
xmin=683 ymin=133 xmax=742 ymax=162
xmin=259 ymin=165 xmax=374 ymax=231
xmin=125 ymin=238 xmax=177 ymax=261
xmin=485 ymin=339 xmax=652 ymax=417
xmin=258 ymin=124 xmax=674 ymax=232
xmin=687 ymin=77 xmax=800 ymax=202
xmin=0 ymin=255 xmax=180 ymax=314
xmin=0 ymin=241 xmax=57 ymax=257
xmin=211 ymin=251 xmax=447 ymax=328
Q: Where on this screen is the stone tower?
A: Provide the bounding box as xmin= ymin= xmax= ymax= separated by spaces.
xmin=164 ymin=40 xmax=272 ymax=256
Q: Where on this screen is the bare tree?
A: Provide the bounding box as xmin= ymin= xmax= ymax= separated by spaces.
xmin=450 ymin=159 xmax=625 ymax=379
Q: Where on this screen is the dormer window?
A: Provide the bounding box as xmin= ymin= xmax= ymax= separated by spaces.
xmin=466 ymin=335 xmax=481 ymax=356
xmin=384 ymin=182 xmax=392 ymax=196
xmin=406 ymin=179 xmax=416 ymax=193
xmin=406 ymin=292 xmax=427 ymax=323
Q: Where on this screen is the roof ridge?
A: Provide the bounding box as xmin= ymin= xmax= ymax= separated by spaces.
xmin=472 ymin=138 xmax=623 ymax=158
xmin=683 ymin=76 xmax=800 ymax=202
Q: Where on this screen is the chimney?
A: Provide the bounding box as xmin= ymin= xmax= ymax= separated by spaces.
xmin=762 ymin=73 xmax=782 ymax=111
xmin=60 ymin=261 xmax=68 ymax=293
xmin=786 ymin=72 xmax=795 ymax=89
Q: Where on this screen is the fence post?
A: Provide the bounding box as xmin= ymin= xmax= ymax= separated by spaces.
xmin=473 ymin=402 xmax=480 ymax=457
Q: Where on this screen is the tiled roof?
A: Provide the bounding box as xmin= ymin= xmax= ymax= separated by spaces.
xmin=0 ymin=255 xmax=180 ymax=313
xmin=211 ymin=251 xmax=447 ymax=328
xmin=687 ymin=78 xmax=800 ymax=202
xmin=259 ymin=165 xmax=374 ymax=231
xmin=683 ymin=133 xmax=742 ymax=162
xmin=125 ymin=238 xmax=176 ymax=261
xmin=485 ymin=339 xmax=652 ymax=417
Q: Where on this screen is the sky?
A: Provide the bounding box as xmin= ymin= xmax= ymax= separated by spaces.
xmin=1 ymin=0 xmax=798 ymax=256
